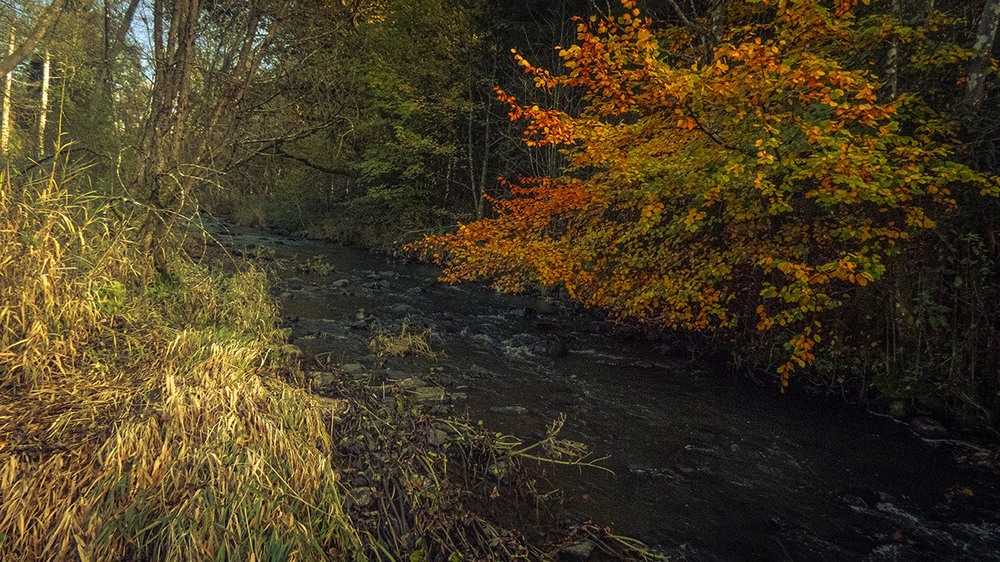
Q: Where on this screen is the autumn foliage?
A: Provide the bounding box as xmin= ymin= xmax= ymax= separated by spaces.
xmin=414 ymin=0 xmax=1000 ymax=385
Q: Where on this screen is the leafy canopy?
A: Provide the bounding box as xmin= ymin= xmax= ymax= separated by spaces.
xmin=414 ymin=0 xmax=1000 ymax=384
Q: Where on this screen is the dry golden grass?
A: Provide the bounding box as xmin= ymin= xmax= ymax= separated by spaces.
xmin=0 ymin=167 xmax=142 ymax=392
xmin=368 ymin=320 xmax=437 ymax=358
xmin=0 ymin=169 xmax=362 ymax=560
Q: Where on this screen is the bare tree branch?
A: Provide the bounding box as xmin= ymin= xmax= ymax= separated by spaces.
xmin=663 ymin=0 xmax=712 ymax=38
xmin=0 ymin=0 xmax=68 ymax=78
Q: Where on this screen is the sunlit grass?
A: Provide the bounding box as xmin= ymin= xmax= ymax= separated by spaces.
xmin=369 ymin=320 xmax=437 ymax=358
xmin=0 ymin=167 xmax=361 ymax=560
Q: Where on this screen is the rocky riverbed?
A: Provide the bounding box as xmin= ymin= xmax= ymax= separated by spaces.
xmin=208 ymin=218 xmax=1000 ymax=561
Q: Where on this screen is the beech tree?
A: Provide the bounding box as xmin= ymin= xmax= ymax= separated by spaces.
xmin=415 ymin=0 xmax=1000 ymax=384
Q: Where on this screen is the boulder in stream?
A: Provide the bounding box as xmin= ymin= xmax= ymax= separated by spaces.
xmin=389 ymin=303 xmax=417 ymax=315
xmin=491 ymin=405 xmax=529 ymax=416
xmin=910 ymin=417 xmax=948 ymax=439
xmin=350 ymin=309 xmax=369 ymax=330
xmin=467 ymin=364 xmax=497 ymax=379
xmin=395 ymin=377 xmax=426 ymax=390
xmin=557 ymin=540 xmax=595 ymax=562
xmin=339 ymin=363 xmax=365 ymax=375
xmin=534 ymin=334 xmax=568 ymax=357
xmin=407 ymin=386 xmax=446 ymax=404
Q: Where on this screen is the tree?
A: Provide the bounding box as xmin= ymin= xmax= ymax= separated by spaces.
xmin=0 ymin=0 xmax=68 ymax=79
xmin=415 ymin=0 xmax=1000 ymax=385
xmin=232 ymin=0 xmax=498 ymax=246
xmin=964 ymin=0 xmax=1000 ymax=111
xmin=2 ymin=24 xmax=14 ymax=155
xmin=87 ymin=0 xmax=140 ymax=115
xmin=132 ymin=0 xmax=377 ymax=269
xmin=0 ymin=0 xmax=70 ymax=157
xmin=133 ymin=0 xmax=202 ymax=270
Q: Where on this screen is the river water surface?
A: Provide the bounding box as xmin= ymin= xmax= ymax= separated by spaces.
xmin=210 ymin=219 xmax=1000 ymax=561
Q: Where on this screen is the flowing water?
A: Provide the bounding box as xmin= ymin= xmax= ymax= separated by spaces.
xmin=209 ymin=219 xmax=1000 ymax=561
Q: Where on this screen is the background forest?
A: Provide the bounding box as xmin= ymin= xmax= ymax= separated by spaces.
xmin=0 ymin=0 xmax=999 ymax=559
xmin=214 ymin=0 xmax=999 ymax=432
xmin=0 ymin=0 xmax=998 ymax=450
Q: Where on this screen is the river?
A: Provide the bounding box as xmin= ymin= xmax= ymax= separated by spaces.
xmin=209 ymin=218 xmax=1000 ymax=561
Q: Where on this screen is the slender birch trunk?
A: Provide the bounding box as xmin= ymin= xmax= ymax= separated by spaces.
xmin=1 ymin=24 xmax=14 ymax=156
xmin=0 ymin=0 xmax=67 ymax=79
xmin=37 ymin=50 xmax=49 ymax=157
xmin=885 ymin=0 xmax=902 ymax=99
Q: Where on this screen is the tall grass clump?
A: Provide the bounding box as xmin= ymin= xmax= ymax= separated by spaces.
xmin=368 ymin=320 xmax=437 ymax=358
xmin=0 ymin=165 xmax=144 ymax=391
xmin=0 ymin=165 xmax=363 ymax=560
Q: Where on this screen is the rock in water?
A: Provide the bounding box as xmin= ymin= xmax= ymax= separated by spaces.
xmin=558 ymin=540 xmax=596 ymax=562
xmin=490 ymin=405 xmax=529 ymax=416
xmin=911 ymin=416 xmax=947 ymax=439
xmin=889 ymin=400 xmax=910 ymax=419
xmin=350 ymin=308 xmax=368 ymax=330
xmin=339 ymin=363 xmax=365 ymax=374
xmin=407 ymin=386 xmax=446 ymax=403
xmin=390 ymin=303 xmax=417 ymax=315
xmin=536 ymin=334 xmax=569 ymax=357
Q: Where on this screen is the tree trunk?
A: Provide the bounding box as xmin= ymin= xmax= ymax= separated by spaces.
xmin=710 ymin=0 xmax=727 ymax=46
xmin=921 ymin=0 xmax=935 ymax=20
xmin=964 ymin=0 xmax=1000 ymax=111
xmin=88 ymin=0 xmax=140 ymax=114
xmin=1 ymin=24 xmax=14 ymax=156
xmin=137 ymin=0 xmax=202 ymax=273
xmin=885 ymin=0 xmax=902 ymax=99
xmin=0 ymin=0 xmax=68 ymax=79
xmin=189 ymin=6 xmax=279 ymax=166
xmin=37 ymin=50 xmax=49 ymax=157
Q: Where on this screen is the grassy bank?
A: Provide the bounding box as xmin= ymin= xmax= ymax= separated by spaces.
xmin=0 ymin=167 xmax=654 ymax=560
xmin=0 ymin=167 xmax=363 ymax=559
